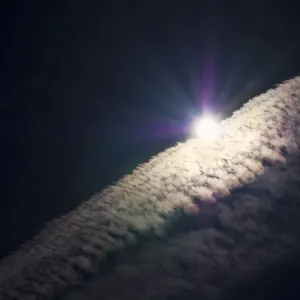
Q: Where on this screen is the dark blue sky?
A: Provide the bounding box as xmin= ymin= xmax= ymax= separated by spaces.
xmin=0 ymin=0 xmax=300 ymax=257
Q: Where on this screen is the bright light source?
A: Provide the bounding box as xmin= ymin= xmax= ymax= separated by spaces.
xmin=191 ymin=115 xmax=220 ymax=140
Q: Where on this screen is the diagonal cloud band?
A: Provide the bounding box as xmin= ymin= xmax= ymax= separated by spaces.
xmin=0 ymin=77 xmax=300 ymax=300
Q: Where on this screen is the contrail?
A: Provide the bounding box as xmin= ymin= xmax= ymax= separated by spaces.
xmin=0 ymin=77 xmax=300 ymax=300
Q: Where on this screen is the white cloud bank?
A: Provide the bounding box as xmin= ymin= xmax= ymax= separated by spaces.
xmin=1 ymin=77 xmax=300 ymax=299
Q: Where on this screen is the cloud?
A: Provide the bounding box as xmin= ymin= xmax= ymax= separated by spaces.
xmin=60 ymin=155 xmax=300 ymax=300
xmin=1 ymin=77 xmax=300 ymax=299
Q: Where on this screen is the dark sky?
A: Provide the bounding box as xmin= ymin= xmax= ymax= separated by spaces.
xmin=1 ymin=0 xmax=300 ymax=257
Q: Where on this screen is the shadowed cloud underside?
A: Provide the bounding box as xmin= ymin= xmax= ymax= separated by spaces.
xmin=1 ymin=77 xmax=300 ymax=299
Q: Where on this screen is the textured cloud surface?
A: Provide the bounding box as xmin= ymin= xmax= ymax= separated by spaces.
xmin=61 ymin=154 xmax=300 ymax=300
xmin=1 ymin=78 xmax=300 ymax=299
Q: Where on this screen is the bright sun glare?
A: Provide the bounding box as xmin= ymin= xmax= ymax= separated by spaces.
xmin=192 ymin=115 xmax=220 ymax=140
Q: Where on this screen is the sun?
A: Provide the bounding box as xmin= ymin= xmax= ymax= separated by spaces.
xmin=191 ymin=115 xmax=220 ymax=140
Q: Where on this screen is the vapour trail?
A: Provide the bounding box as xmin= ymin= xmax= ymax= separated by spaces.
xmin=0 ymin=77 xmax=300 ymax=300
